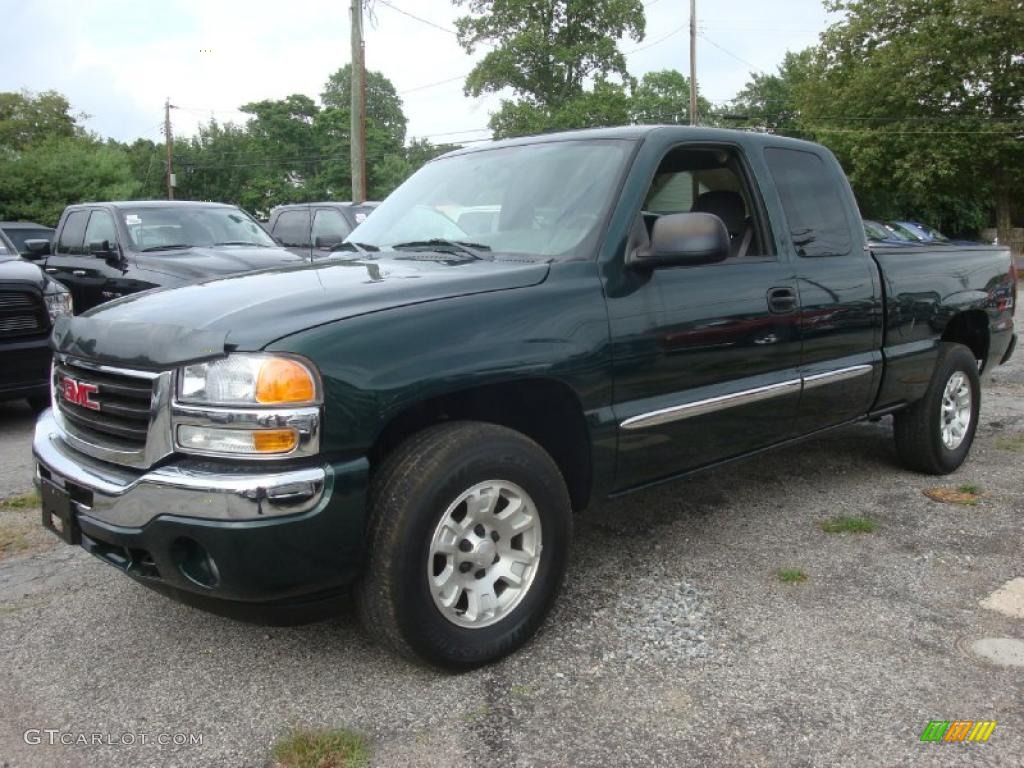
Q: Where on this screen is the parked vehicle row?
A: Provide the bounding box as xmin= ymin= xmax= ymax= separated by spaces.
xmin=32 ymin=126 xmax=1016 ymax=669
xmin=862 ymin=218 xmax=978 ymax=248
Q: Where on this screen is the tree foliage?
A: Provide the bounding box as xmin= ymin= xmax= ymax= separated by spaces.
xmin=455 ymin=0 xmax=646 ymax=137
xmin=797 ymin=0 xmax=1023 ymax=235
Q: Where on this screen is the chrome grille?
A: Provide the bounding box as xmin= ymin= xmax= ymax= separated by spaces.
xmin=0 ymin=290 xmax=45 ymax=338
xmin=53 ymin=357 xmax=174 ymax=468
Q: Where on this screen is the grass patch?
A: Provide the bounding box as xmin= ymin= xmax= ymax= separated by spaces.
xmin=0 ymin=492 xmax=40 ymax=510
xmin=995 ymin=434 xmax=1024 ymax=452
xmin=821 ymin=516 xmax=877 ymax=534
xmin=0 ymin=522 xmax=34 ymax=558
xmin=923 ymin=485 xmax=983 ymax=506
xmin=271 ymin=726 xmax=370 ymax=768
xmin=777 ymin=568 xmax=808 ymax=584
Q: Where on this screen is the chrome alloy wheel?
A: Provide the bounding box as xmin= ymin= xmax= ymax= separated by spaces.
xmin=940 ymin=371 xmax=972 ymax=450
xmin=427 ymin=480 xmax=543 ymax=629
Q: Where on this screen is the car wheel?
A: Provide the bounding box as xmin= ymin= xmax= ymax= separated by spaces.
xmin=356 ymin=421 xmax=572 ymax=669
xmin=893 ymin=342 xmax=981 ymax=475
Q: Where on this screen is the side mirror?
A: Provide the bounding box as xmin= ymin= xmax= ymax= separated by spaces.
xmin=314 ymin=234 xmax=344 ymax=249
xmin=629 ymin=212 xmax=730 ymax=269
xmin=88 ymin=240 xmax=118 ymax=260
xmin=23 ymin=239 xmax=51 ymax=259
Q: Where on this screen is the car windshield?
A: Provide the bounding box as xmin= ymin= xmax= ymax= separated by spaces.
xmin=920 ymin=224 xmax=950 ymax=242
xmin=3 ymin=227 xmax=52 ymax=253
xmin=120 ymin=206 xmax=276 ymax=250
xmin=887 ymin=222 xmax=924 ymax=241
xmin=863 ymin=221 xmax=891 ymax=241
xmin=348 ymin=139 xmax=633 ymax=259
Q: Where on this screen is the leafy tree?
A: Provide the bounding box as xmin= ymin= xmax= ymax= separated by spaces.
xmin=630 ymin=70 xmax=712 ymax=126
xmin=0 ymin=90 xmax=80 ymax=150
xmin=798 ymin=0 xmax=1023 ymax=236
xmin=0 ymin=136 xmax=138 ymax=224
xmin=729 ymin=50 xmax=813 ymax=137
xmin=454 ymin=0 xmax=645 ymax=137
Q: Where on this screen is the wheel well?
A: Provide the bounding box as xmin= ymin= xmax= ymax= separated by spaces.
xmin=371 ymin=379 xmax=593 ymax=512
xmin=942 ymin=310 xmax=989 ymax=368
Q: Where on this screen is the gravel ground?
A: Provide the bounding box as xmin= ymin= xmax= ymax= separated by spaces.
xmin=1 ymin=328 xmax=1022 ymax=768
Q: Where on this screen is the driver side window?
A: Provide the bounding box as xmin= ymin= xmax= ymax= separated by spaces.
xmin=643 ymin=147 xmax=772 ymax=261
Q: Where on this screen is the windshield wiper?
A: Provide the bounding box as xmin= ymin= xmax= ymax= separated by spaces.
xmin=140 ymin=244 xmax=191 ymax=252
xmin=391 ymin=239 xmax=492 ymax=260
xmin=329 ymin=241 xmax=379 ymax=256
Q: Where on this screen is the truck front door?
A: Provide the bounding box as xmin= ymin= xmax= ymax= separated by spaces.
xmin=606 ymin=143 xmax=804 ymax=491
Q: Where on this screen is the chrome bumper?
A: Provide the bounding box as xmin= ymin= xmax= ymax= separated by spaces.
xmin=33 ymin=408 xmax=327 ymax=528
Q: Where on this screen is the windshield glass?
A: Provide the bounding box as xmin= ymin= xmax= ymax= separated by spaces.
xmin=120 ymin=206 xmax=276 ymax=250
xmin=348 ymin=139 xmax=633 ymax=259
xmin=887 ymin=222 xmax=924 ymax=242
xmin=4 ymin=227 xmax=52 ymax=253
xmin=920 ymin=224 xmax=950 ymax=242
xmin=863 ymin=220 xmax=891 ymax=241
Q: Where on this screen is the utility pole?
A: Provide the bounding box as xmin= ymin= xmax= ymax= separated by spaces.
xmin=689 ymin=0 xmax=698 ymax=126
xmin=350 ymin=0 xmax=367 ymax=203
xmin=164 ymin=98 xmax=175 ymax=200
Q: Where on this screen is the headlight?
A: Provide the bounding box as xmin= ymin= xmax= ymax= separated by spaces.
xmin=179 ymin=354 xmax=319 ymax=406
xmin=43 ymin=282 xmax=73 ymax=323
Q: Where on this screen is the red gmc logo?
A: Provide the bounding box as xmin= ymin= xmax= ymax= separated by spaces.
xmin=62 ymin=377 xmax=100 ymax=411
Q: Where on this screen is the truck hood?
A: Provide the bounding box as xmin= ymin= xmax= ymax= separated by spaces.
xmin=53 ymin=255 xmax=551 ymax=367
xmin=133 ymin=245 xmax=306 ymax=281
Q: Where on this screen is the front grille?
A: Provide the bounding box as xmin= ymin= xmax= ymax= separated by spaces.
xmin=0 ymin=290 xmax=46 ymax=338
xmin=55 ymin=361 xmax=155 ymax=450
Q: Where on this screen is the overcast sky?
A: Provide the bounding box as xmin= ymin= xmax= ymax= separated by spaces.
xmin=0 ymin=0 xmax=835 ymax=146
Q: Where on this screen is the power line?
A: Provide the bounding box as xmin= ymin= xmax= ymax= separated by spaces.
xmin=374 ymin=0 xmax=458 ymax=36
xmin=698 ymin=32 xmax=765 ymax=74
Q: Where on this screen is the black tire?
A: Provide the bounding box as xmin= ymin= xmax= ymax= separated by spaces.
xmin=356 ymin=421 xmax=572 ymax=669
xmin=893 ymin=343 xmax=981 ymax=475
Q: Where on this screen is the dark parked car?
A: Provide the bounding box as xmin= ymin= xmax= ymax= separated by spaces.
xmin=863 ymin=219 xmax=917 ymax=247
xmin=34 ymin=127 xmax=1016 ymax=668
xmin=267 ymin=202 xmax=379 ymax=258
xmin=23 ymin=201 xmax=307 ymax=313
xmin=0 ymin=248 xmax=71 ymax=411
xmin=0 ymin=221 xmax=55 ymax=258
xmin=887 ymin=220 xmax=978 ymax=246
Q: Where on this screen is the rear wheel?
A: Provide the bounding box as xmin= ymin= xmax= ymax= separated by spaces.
xmin=893 ymin=343 xmax=980 ymax=474
xmin=356 ymin=421 xmax=572 ymax=669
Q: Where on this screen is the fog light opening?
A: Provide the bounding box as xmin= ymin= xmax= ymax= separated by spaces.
xmin=171 ymin=537 xmax=220 ymax=589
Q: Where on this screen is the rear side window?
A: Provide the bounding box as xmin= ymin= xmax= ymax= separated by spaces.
xmin=84 ymin=210 xmax=118 ymax=249
xmin=312 ymin=209 xmax=351 ymax=247
xmin=764 ymin=147 xmax=853 ymax=258
xmin=56 ymin=210 xmax=90 ymax=254
xmin=272 ymin=210 xmax=311 ymax=248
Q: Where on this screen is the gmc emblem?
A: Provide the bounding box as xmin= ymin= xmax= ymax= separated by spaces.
xmin=62 ymin=377 xmax=100 ymax=411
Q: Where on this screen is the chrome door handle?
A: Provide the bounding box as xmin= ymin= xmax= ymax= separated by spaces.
xmin=72 ymin=270 xmax=87 ymax=276
xmin=44 ymin=268 xmax=58 ymax=274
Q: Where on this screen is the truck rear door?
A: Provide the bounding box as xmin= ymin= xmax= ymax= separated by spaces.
xmin=761 ymin=146 xmax=883 ymax=431
xmin=606 ymin=141 xmax=804 ymax=491
xmin=270 ymin=207 xmax=313 ymax=259
xmin=44 ymin=210 xmax=93 ymax=312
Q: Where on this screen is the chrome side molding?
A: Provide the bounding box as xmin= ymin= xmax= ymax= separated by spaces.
xmin=621 ymin=364 xmax=873 ymax=430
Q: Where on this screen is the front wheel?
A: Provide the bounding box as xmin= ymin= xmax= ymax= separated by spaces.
xmin=893 ymin=343 xmax=981 ymax=475
xmin=356 ymin=421 xmax=572 ymax=669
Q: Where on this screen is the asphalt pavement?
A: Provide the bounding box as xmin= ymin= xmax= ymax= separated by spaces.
xmin=0 ymin=334 xmax=1022 ymax=767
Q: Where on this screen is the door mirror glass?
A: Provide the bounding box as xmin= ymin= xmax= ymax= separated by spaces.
xmin=23 ymin=239 xmax=51 ymax=259
xmin=630 ymin=212 xmax=730 ymax=269
xmin=88 ymin=240 xmax=118 ymax=261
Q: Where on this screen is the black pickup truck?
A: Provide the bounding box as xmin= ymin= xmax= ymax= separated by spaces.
xmin=33 ymin=127 xmax=1017 ymax=669
xmin=24 ymin=201 xmax=306 ymax=313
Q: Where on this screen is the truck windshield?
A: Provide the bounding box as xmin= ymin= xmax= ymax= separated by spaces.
xmin=348 ymin=139 xmax=633 ymax=259
xmin=120 ymin=207 xmax=277 ymax=251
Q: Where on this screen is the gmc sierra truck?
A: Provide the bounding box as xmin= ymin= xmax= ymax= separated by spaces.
xmin=33 ymin=127 xmax=1017 ymax=669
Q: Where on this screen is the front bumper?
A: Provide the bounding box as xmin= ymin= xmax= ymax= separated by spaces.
xmin=0 ymin=333 xmax=50 ymax=401
xmin=33 ymin=408 xmax=369 ymax=610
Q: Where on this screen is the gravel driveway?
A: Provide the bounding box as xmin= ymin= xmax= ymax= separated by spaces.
xmin=1 ymin=328 xmax=1022 ymax=767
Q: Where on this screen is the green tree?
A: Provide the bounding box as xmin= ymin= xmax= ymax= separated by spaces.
xmin=798 ymin=0 xmax=1023 ymax=236
xmin=0 ymin=90 xmax=80 ymax=150
xmin=630 ymin=70 xmax=712 ymax=125
xmin=454 ymin=0 xmax=646 ymax=137
xmin=0 ymin=136 xmax=138 ymax=224
xmin=729 ymin=49 xmax=813 ymax=137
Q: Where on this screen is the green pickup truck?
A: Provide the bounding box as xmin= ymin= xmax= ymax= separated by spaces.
xmin=34 ymin=126 xmax=1017 ymax=668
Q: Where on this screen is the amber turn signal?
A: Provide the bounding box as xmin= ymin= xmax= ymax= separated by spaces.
xmin=255 ymin=358 xmax=316 ymax=404
xmin=252 ymin=429 xmax=300 ymax=453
